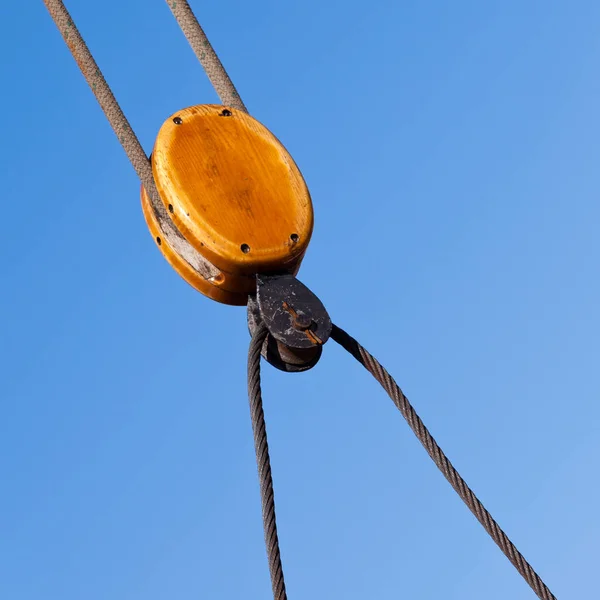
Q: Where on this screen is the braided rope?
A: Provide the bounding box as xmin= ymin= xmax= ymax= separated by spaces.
xmin=330 ymin=324 xmax=556 ymax=600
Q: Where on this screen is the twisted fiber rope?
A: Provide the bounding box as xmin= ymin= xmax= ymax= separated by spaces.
xmin=248 ymin=324 xmax=287 ymax=600
xmin=165 ymin=0 xmax=247 ymax=112
xmin=42 ymin=0 xmax=156 ymax=196
xmin=330 ymin=325 xmax=556 ymax=600
xmin=42 ymin=0 xmax=217 ymax=278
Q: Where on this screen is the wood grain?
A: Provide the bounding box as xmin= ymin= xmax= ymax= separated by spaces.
xmin=152 ymin=105 xmax=313 ymax=276
xmin=140 ymin=184 xmax=250 ymax=306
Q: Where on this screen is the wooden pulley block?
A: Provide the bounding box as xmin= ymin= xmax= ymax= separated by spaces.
xmin=141 ymin=104 xmax=314 ymax=305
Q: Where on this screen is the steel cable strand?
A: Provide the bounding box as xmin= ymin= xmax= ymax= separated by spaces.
xmin=164 ymin=0 xmax=247 ymax=112
xmin=248 ymin=324 xmax=288 ymax=600
xmin=330 ymin=324 xmax=556 ymax=600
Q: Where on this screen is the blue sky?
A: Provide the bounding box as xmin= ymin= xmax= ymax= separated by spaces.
xmin=1 ymin=1 xmax=599 ymax=598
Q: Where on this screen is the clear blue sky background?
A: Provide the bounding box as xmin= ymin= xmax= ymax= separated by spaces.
xmin=1 ymin=1 xmax=598 ymax=598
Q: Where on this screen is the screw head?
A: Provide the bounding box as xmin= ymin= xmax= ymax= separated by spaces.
xmin=173 ymin=116 xmax=183 ymax=125
xmin=293 ymin=312 xmax=313 ymax=331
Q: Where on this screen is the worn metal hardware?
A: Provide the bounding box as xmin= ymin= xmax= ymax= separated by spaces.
xmin=247 ymin=274 xmax=332 ymax=372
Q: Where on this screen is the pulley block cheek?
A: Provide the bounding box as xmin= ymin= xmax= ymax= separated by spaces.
xmin=140 ymin=185 xmax=251 ymax=305
xmin=143 ymin=104 xmax=313 ymax=304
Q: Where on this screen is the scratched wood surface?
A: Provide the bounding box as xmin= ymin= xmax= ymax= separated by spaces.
xmin=151 ymin=104 xmax=313 ymax=276
xmin=140 ymin=185 xmax=250 ymax=306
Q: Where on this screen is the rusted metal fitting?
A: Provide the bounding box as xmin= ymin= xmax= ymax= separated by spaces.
xmin=247 ymin=274 xmax=332 ymax=372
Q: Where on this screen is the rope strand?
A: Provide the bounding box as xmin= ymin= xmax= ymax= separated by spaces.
xmin=164 ymin=0 xmax=247 ymax=112
xmin=42 ymin=0 xmax=218 ymax=279
xmin=42 ymin=0 xmax=154 ymax=192
xmin=248 ymin=324 xmax=288 ymax=600
xmin=330 ymin=324 xmax=556 ymax=600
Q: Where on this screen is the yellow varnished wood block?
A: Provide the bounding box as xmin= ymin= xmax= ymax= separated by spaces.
xmin=151 ymin=105 xmax=313 ymax=276
xmin=140 ymin=185 xmax=251 ymax=306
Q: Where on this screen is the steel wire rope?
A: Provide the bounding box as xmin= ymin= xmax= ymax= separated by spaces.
xmin=248 ymin=323 xmax=288 ymax=600
xmin=329 ymin=324 xmax=557 ymax=600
